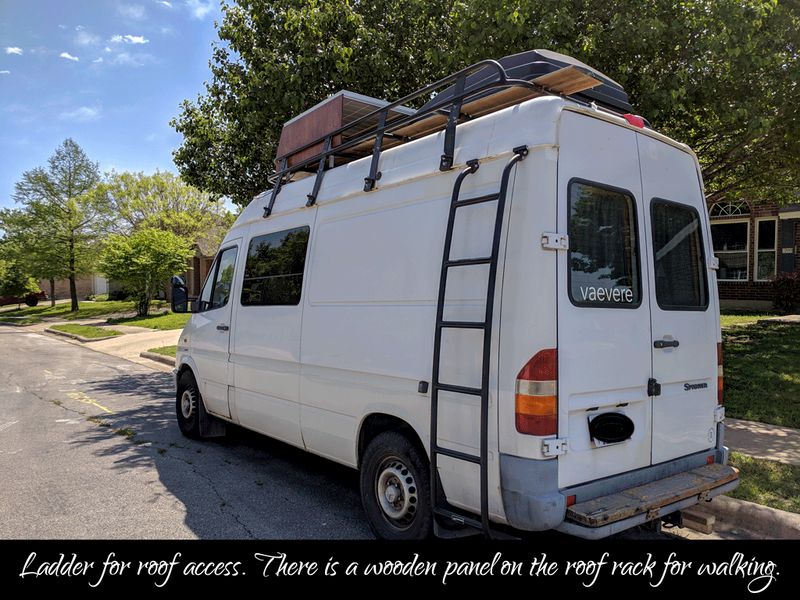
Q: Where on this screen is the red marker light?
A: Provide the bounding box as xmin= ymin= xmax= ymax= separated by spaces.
xmin=623 ymin=114 xmax=646 ymax=128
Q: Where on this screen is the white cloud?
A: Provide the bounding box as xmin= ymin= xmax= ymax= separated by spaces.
xmin=109 ymin=52 xmax=155 ymax=67
xmin=0 ymin=70 xmax=10 ymax=75
xmin=75 ymin=25 xmax=84 ymax=31
xmin=156 ymin=1 xmax=172 ymax=6
xmin=75 ymin=30 xmax=100 ymax=46
xmin=104 ymin=46 xmax=112 ymax=52
xmin=59 ymin=106 xmax=101 ymax=122
xmin=185 ymin=0 xmax=215 ymax=19
xmin=59 ymin=52 xmax=80 ymax=62
xmin=58 ymin=24 xmax=68 ymax=30
xmin=92 ymin=57 xmax=103 ymax=64
xmin=110 ymin=34 xmax=149 ymax=44
xmin=118 ymin=4 xmax=147 ymax=20
xmin=5 ymin=47 xmax=23 ymax=55
xmin=160 ymin=26 xmax=176 ymax=35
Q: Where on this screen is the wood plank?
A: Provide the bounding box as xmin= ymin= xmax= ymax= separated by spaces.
xmin=533 ymin=65 xmax=602 ymax=96
xmin=566 ymin=464 xmax=739 ymax=527
xmin=276 ymin=94 xmax=344 ymax=169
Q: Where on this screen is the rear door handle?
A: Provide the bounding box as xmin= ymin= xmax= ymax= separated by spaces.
xmin=654 ymin=339 xmax=679 ymax=349
xmin=216 ymin=324 xmax=229 ymax=331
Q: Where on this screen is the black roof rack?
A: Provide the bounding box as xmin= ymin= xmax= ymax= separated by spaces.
xmin=263 ymin=51 xmax=627 ymax=218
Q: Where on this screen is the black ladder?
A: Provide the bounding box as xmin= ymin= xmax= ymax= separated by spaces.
xmin=429 ymin=145 xmax=528 ymax=537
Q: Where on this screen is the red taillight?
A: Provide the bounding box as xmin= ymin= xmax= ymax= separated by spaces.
xmin=623 ymin=113 xmax=646 ymax=128
xmin=566 ymin=494 xmax=577 ymax=507
xmin=717 ymin=342 xmax=724 ymax=405
xmin=515 ymin=349 xmax=557 ymax=436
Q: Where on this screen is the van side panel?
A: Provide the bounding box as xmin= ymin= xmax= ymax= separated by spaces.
xmin=300 ymin=157 xmax=514 ymax=518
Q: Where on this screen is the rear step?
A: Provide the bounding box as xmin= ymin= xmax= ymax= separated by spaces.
xmin=566 ymin=463 xmax=739 ymax=527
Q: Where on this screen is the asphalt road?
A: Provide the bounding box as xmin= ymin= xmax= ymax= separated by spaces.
xmin=0 ymin=327 xmax=671 ymax=541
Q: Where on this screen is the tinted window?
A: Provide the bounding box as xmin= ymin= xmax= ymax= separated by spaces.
xmin=568 ymin=181 xmax=641 ymax=308
xmin=241 ymin=226 xmax=310 ymax=306
xmin=651 ymin=200 xmax=708 ymax=310
xmin=198 ymin=246 xmax=238 ymax=312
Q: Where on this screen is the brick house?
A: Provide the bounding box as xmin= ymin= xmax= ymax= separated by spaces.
xmin=39 ymin=273 xmax=108 ymax=301
xmin=708 ymin=200 xmax=800 ymax=310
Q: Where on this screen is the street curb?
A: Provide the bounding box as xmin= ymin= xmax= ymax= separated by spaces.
xmin=0 ymin=320 xmax=37 ymax=327
xmin=698 ymin=495 xmax=800 ymax=539
xmin=44 ymin=327 xmax=122 ymax=343
xmin=139 ymin=351 xmax=176 ymax=367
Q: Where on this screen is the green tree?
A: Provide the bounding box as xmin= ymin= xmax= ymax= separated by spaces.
xmin=0 ymin=251 xmax=40 ymax=307
xmin=99 ymin=228 xmax=194 ymax=316
xmin=102 ymin=170 xmax=235 ymax=253
xmin=0 ymin=208 xmax=68 ymax=306
xmin=172 ymin=0 xmax=800 ymax=208
xmin=8 ymin=139 xmax=112 ymax=311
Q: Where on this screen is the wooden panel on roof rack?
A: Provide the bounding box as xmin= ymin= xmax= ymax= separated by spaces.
xmin=276 ymin=91 xmax=414 ymax=170
xmin=533 ymin=65 xmax=601 ymax=96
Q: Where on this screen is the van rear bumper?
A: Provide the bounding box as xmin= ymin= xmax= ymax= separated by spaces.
xmin=500 ymin=426 xmax=736 ymax=536
xmin=557 ymin=471 xmax=739 ymax=539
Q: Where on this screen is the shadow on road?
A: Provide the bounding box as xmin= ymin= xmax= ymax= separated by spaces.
xmin=70 ymin=370 xmax=369 ymax=539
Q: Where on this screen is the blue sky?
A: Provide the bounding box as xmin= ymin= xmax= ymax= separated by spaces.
xmin=0 ymin=0 xmax=221 ymax=209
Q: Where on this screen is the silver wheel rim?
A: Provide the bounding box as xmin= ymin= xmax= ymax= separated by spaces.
xmin=375 ymin=455 xmax=418 ymax=529
xmin=180 ymin=389 xmax=197 ymax=420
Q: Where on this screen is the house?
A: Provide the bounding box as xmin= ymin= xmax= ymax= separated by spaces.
xmin=39 ymin=274 xmax=109 ymax=301
xmin=707 ymin=200 xmax=799 ymax=310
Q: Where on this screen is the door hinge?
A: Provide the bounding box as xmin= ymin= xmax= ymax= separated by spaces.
xmin=714 ymin=405 xmax=725 ymax=423
xmin=648 ymin=378 xmax=661 ymax=397
xmin=541 ymin=232 xmax=569 ymax=251
xmin=542 ymin=437 xmax=568 ymax=457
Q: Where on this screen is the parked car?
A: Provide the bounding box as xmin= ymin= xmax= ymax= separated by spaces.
xmin=170 ymin=49 xmax=738 ymax=540
xmin=0 ymin=290 xmax=47 ymax=307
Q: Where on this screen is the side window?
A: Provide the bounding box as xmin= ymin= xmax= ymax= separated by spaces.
xmin=568 ymin=180 xmax=641 ymax=308
xmin=651 ymin=199 xmax=708 ymax=310
xmin=241 ymin=226 xmax=310 ymax=306
xmin=197 ymin=246 xmax=239 ymax=312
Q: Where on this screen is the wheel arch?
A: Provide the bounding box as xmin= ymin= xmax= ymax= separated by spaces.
xmin=357 ymin=412 xmax=428 ymax=468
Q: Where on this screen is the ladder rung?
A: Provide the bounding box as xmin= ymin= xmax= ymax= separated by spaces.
xmin=434 ymin=445 xmax=481 ymax=464
xmin=439 ymin=320 xmax=486 ymax=329
xmin=434 ymin=507 xmax=482 ymax=529
xmin=434 ymin=383 xmax=483 ymax=396
xmin=454 ymin=193 xmax=499 ymax=208
xmin=446 ymin=257 xmax=492 ymax=267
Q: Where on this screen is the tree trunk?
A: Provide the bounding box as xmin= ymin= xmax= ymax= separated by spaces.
xmin=68 ymin=237 xmax=78 ymax=312
xmin=137 ymin=294 xmax=149 ymax=317
xmin=49 ymin=278 xmax=55 ymax=307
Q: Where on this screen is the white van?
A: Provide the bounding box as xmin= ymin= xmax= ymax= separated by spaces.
xmin=170 ymin=50 xmax=738 ymax=540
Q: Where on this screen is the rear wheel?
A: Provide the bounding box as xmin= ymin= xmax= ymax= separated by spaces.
xmin=360 ymin=431 xmax=432 ymax=540
xmin=176 ymin=371 xmax=201 ymax=438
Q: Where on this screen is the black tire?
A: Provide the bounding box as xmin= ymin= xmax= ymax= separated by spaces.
xmin=360 ymin=431 xmax=432 ymax=540
xmin=176 ymin=370 xmax=201 ymax=439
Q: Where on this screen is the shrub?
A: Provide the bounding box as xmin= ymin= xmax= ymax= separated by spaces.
xmin=773 ymin=272 xmax=800 ymax=314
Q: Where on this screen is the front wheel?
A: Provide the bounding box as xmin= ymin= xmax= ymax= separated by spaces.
xmin=360 ymin=431 xmax=432 ymax=540
xmin=176 ymin=371 xmax=201 ymax=438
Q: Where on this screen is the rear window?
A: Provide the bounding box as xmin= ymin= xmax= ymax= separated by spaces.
xmin=651 ymin=199 xmax=709 ymax=310
xmin=568 ymin=180 xmax=641 ymax=308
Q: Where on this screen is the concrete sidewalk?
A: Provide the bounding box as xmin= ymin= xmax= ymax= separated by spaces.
xmin=33 ymin=318 xmax=180 ymax=373
xmin=726 ymin=418 xmax=800 ymax=466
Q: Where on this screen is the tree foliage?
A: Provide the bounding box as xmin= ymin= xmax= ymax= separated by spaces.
xmin=2 ymin=139 xmax=112 ymax=310
xmin=0 ymin=250 xmax=40 ymax=304
xmin=103 ymin=170 xmax=235 ymax=254
xmin=172 ymin=0 xmax=800 ymax=207
xmin=99 ymin=228 xmax=194 ymax=316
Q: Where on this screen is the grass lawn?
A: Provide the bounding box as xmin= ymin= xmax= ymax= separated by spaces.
xmin=0 ymin=315 xmax=42 ymax=325
xmin=723 ymin=322 xmax=800 ymax=428
xmin=108 ymin=311 xmax=190 ymax=330
xmin=720 ymin=312 xmax=776 ymax=328
xmin=1 ymin=300 xmax=167 ymax=321
xmin=50 ymin=323 xmax=124 ymax=339
xmin=727 ymin=452 xmax=800 ymax=514
xmin=147 ymin=345 xmax=177 ymax=357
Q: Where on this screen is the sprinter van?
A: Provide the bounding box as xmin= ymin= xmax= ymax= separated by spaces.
xmin=170 ymin=50 xmax=739 ymax=539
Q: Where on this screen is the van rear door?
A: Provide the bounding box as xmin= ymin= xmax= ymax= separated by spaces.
xmin=556 ymin=111 xmax=653 ymax=488
xmin=637 ymin=135 xmax=719 ymax=464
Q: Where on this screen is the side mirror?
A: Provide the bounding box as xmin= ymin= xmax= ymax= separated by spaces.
xmin=171 ymin=276 xmax=191 ymax=314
